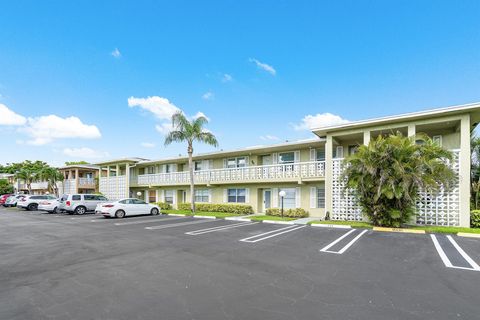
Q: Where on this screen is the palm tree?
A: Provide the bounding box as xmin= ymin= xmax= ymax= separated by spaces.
xmin=343 ymin=132 xmax=455 ymax=227
xmin=39 ymin=167 xmax=64 ymax=196
xmin=164 ymin=111 xmax=218 ymax=213
xmin=15 ymin=168 xmax=38 ymax=194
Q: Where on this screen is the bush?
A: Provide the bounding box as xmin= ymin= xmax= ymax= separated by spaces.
xmin=177 ymin=203 xmax=253 ymax=214
xmin=155 ymin=202 xmax=173 ymax=210
xmin=265 ymin=208 xmax=309 ymax=218
xmin=471 ymin=210 xmax=480 ymax=228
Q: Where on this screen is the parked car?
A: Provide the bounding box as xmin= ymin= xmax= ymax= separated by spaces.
xmin=3 ymin=195 xmax=26 ymax=207
xmin=38 ymin=198 xmax=61 ymax=214
xmin=59 ymin=194 xmax=109 ymax=215
xmin=96 ymin=198 xmax=160 ymax=218
xmin=18 ymin=195 xmax=58 ymax=211
xmin=0 ymin=194 xmax=13 ymax=205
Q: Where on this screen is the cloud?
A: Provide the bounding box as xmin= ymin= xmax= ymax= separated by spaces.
xmin=111 ymin=48 xmax=121 ymax=58
xmin=155 ymin=123 xmax=173 ymax=135
xmin=249 ymin=58 xmax=276 ymax=75
xmin=0 ymin=104 xmax=27 ymax=125
xmin=222 ymin=74 xmax=233 ymax=82
xmin=293 ymin=113 xmax=349 ymax=131
xmin=21 ymin=115 xmax=102 ymax=145
xmin=128 ymin=96 xmax=181 ymax=120
xmin=63 ymin=147 xmax=109 ymax=159
xmin=193 ymin=111 xmax=210 ymax=121
xmin=202 ymin=91 xmax=214 ymax=100
xmin=260 ymin=135 xmax=280 ymax=141
xmin=141 ymin=142 xmax=156 ymax=148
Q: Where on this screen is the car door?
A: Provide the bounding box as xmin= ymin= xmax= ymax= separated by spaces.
xmin=122 ymin=199 xmax=137 ymax=216
xmin=132 ymin=199 xmax=149 ymax=215
xmin=83 ymin=195 xmax=96 ymax=211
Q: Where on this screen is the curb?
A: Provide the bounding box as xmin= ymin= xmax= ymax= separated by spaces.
xmin=192 ymin=215 xmax=217 ymax=219
xmin=166 ymin=213 xmax=189 ymax=217
xmin=225 ymin=217 xmax=252 ymax=222
xmin=261 ymin=220 xmax=294 ymax=225
xmin=373 ymin=227 xmax=425 ymax=234
xmin=310 ymin=223 xmax=352 ymax=229
xmin=457 ymin=232 xmax=480 ymax=238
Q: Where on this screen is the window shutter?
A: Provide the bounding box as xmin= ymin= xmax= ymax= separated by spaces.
xmin=202 ymin=160 xmax=209 ymax=170
xmin=144 ymin=190 xmax=148 ymax=202
xmin=296 ymin=187 xmax=301 ymax=208
xmin=208 ymin=189 xmax=212 ymax=203
xmin=272 ymin=188 xmax=278 ymax=208
xmin=336 ymin=146 xmax=344 ymax=158
xmin=160 ymin=190 xmax=165 ymax=202
xmin=156 ymin=189 xmax=160 ymax=202
xmin=162 ymin=165 xmax=167 ymax=173
xmin=310 ymin=149 xmax=316 ymax=161
xmin=294 ymin=151 xmax=300 ymax=163
xmin=245 ymin=156 xmax=250 ymax=167
xmin=272 ymin=153 xmax=278 ymax=164
xmin=209 ymin=160 xmax=214 ymax=170
xmin=310 ymin=187 xmax=316 ymax=208
xmin=172 ymin=189 xmax=177 ymax=204
xmin=223 ymin=189 xmax=228 ymax=203
xmin=245 ymin=188 xmax=250 ymax=203
xmin=223 ymin=159 xmax=227 ymax=168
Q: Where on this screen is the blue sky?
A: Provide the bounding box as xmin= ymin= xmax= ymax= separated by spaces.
xmin=0 ymin=0 xmax=479 ymax=166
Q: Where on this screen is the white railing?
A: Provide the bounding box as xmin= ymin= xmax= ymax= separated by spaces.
xmin=79 ymin=178 xmax=95 ymax=186
xmin=136 ymin=161 xmax=325 ymax=185
xmin=18 ymin=181 xmax=49 ymax=190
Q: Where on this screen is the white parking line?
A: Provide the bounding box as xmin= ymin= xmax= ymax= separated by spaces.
xmin=186 ymin=221 xmax=258 ymax=235
xmin=431 ymin=234 xmax=480 ymax=271
xmin=115 ymin=216 xmax=186 ymax=226
xmin=239 ymin=225 xmax=306 ymax=243
xmin=320 ymin=229 xmax=368 ymax=254
xmin=145 ymin=218 xmax=218 ymax=230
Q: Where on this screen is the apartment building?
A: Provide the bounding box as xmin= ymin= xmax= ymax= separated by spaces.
xmin=58 ymin=164 xmax=102 ymax=194
xmin=95 ymin=103 xmax=480 ymax=227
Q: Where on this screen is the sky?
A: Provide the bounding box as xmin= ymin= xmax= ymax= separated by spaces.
xmin=0 ymin=0 xmax=479 ymax=166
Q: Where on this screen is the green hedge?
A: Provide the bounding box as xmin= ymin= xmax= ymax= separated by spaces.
xmin=471 ymin=210 xmax=480 ymax=228
xmin=177 ymin=203 xmax=253 ymax=214
xmin=155 ymin=202 xmax=173 ymax=210
xmin=266 ymin=208 xmax=309 ymax=218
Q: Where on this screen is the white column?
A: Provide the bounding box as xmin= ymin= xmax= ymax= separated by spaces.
xmin=325 ymin=135 xmax=333 ymax=219
xmin=408 ymin=124 xmax=416 ymax=138
xmin=363 ymin=131 xmax=370 ymax=145
xmin=116 ymin=164 xmax=120 ymax=200
xmin=459 ymin=115 xmax=471 ymax=227
xmin=125 ymin=163 xmax=130 ymax=198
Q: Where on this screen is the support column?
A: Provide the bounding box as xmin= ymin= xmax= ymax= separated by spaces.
xmin=325 ymin=135 xmax=333 ymax=219
xmin=363 ymin=131 xmax=370 ymax=145
xmin=459 ymin=115 xmax=471 ymax=227
xmin=125 ymin=163 xmax=130 ymax=198
xmin=116 ymin=164 xmax=120 ymax=200
xmin=408 ymin=124 xmax=416 ymax=138
xmin=75 ymin=168 xmax=79 ymax=193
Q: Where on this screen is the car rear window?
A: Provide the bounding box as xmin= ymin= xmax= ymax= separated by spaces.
xmin=84 ymin=195 xmax=95 ymax=201
xmin=72 ymin=195 xmax=81 ymax=201
xmin=60 ymin=195 xmax=68 ymax=201
xmin=31 ymin=196 xmax=42 ymax=199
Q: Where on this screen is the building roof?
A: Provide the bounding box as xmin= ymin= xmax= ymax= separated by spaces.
xmin=312 ymin=102 xmax=480 ymax=136
xmin=93 ymin=157 xmax=150 ymax=166
xmin=58 ymin=164 xmax=100 ymax=170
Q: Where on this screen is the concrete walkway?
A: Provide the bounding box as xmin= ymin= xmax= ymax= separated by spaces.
xmin=292 ymin=217 xmax=320 ymax=225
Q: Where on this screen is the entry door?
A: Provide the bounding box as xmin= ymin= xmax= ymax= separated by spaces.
xmin=263 ymin=189 xmax=271 ymax=212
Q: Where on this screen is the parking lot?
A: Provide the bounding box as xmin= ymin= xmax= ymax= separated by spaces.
xmin=1 ymin=206 xmax=479 ymax=320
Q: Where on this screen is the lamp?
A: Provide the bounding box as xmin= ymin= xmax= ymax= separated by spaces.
xmin=136 ymin=191 xmax=142 ymax=198
xmin=279 ymin=190 xmax=286 ymax=219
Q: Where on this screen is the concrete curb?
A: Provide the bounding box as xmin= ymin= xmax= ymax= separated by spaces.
xmin=373 ymin=227 xmax=425 ymax=234
xmin=166 ymin=213 xmax=189 ymax=217
xmin=261 ymin=220 xmax=295 ymax=225
xmin=457 ymin=232 xmax=480 ymax=238
xmin=225 ymin=217 xmax=252 ymax=222
xmin=310 ymin=223 xmax=352 ymax=229
xmin=192 ymin=215 xmax=217 ymax=219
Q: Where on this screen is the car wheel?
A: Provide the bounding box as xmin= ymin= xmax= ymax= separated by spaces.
xmin=52 ymin=207 xmax=58 ymax=214
xmin=75 ymin=206 xmax=86 ymax=215
xmin=115 ymin=210 xmax=126 ymax=218
xmin=151 ymin=208 xmax=159 ymax=216
xmin=27 ymin=203 xmax=38 ymax=211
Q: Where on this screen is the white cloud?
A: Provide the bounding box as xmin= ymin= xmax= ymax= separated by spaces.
xmin=193 ymin=111 xmax=210 ymax=121
xmin=202 ymin=91 xmax=214 ymax=100
xmin=260 ymin=135 xmax=280 ymax=141
xmin=128 ymin=96 xmax=181 ymax=120
xmin=249 ymin=58 xmax=276 ymax=75
xmin=21 ymin=115 xmax=102 ymax=145
xmin=293 ymin=113 xmax=349 ymax=131
xmin=111 ymin=48 xmax=121 ymax=58
xmin=0 ymin=104 xmax=27 ymax=125
xmin=141 ymin=142 xmax=156 ymax=148
xmin=63 ymin=147 xmax=109 ymax=159
xmin=222 ymin=74 xmax=233 ymax=82
xmin=155 ymin=123 xmax=174 ymax=135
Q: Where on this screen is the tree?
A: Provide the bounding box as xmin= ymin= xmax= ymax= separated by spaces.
xmin=164 ymin=111 xmax=218 ymax=213
xmin=470 ymin=136 xmax=480 ymax=209
xmin=0 ymin=179 xmax=14 ymax=194
xmin=343 ymin=133 xmax=455 ymax=227
xmin=15 ymin=168 xmax=38 ymax=194
xmin=65 ymin=161 xmax=90 ymax=166
xmin=39 ymin=167 xmax=64 ymax=196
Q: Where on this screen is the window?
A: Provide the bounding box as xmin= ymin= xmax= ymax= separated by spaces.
xmin=84 ymin=195 xmax=95 ymax=201
xmin=317 ymin=187 xmax=325 ymax=208
xmin=316 ymin=149 xmax=325 ymax=161
xmin=148 ymin=190 xmax=156 ymax=203
xmin=195 ymin=189 xmax=209 ymax=202
xmin=227 ymin=157 xmax=246 ymax=168
xmin=348 ymin=145 xmax=359 ymax=155
xmin=165 ymin=164 xmax=171 ymax=173
xmin=278 ymin=152 xmax=295 ymax=164
xmin=194 ymin=161 xmax=202 ymax=171
xmin=95 ymin=195 xmax=108 ymax=201
xmin=133 ymin=199 xmax=147 ymax=204
xmin=147 ymin=166 xmax=155 ymax=174
xmin=72 ymin=195 xmax=81 ymax=201
xmin=334 ymin=146 xmax=344 ymax=158
xmin=228 ymin=188 xmax=246 ymax=203
xmin=433 ymin=135 xmax=442 ymax=147
xmin=120 ymin=199 xmax=134 ymax=204
xmin=165 ymin=190 xmax=174 ymax=204
xmin=278 ymin=188 xmax=296 ymax=209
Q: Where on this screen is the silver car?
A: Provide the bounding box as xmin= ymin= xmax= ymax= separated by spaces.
xmin=60 ymin=194 xmax=109 ymax=215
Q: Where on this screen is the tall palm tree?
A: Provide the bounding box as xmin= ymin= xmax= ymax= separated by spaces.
xmin=15 ymin=168 xmax=38 ymax=194
xmin=39 ymin=167 xmax=64 ymax=196
xmin=164 ymin=111 xmax=218 ymax=213
xmin=343 ymin=133 xmax=455 ymax=227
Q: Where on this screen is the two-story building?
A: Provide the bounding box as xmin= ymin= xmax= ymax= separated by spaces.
xmin=58 ymin=164 xmax=102 ymax=195
xmin=95 ymin=103 xmax=480 ymax=227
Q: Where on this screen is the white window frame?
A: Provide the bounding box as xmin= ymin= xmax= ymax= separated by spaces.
xmin=194 ymin=189 xmax=210 ymax=203
xmin=227 ymin=188 xmax=247 ymax=203
xmin=432 ymin=135 xmax=442 ymax=147
xmin=278 ymin=188 xmax=297 ymax=209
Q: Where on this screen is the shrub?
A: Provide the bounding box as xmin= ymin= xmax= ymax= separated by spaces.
xmin=177 ymin=203 xmax=253 ymax=214
xmin=266 ymin=208 xmax=309 ymax=218
xmin=471 ymin=210 xmax=480 ymax=228
xmin=156 ymin=202 xmax=173 ymax=210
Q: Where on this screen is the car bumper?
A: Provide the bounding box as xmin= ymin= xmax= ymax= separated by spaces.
xmin=38 ymin=204 xmax=57 ymax=212
xmin=96 ymin=209 xmax=115 ymax=217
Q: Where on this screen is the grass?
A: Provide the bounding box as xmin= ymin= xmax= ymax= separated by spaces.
xmin=309 ymin=220 xmax=374 ymax=228
xmin=407 ymin=225 xmax=480 ymax=234
xmin=161 ymin=209 xmax=246 ymax=219
xmin=249 ymin=215 xmax=296 ymax=222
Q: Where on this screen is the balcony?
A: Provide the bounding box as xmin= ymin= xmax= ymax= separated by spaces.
xmin=136 ymin=161 xmax=325 ymax=186
xmin=78 ymin=178 xmax=95 ymax=187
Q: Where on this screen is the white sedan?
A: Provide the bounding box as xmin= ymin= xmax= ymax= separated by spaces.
xmin=38 ymin=198 xmax=61 ymax=213
xmin=95 ymin=198 xmax=160 ymax=218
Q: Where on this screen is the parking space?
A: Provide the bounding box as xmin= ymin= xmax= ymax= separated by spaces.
xmin=1 ymin=206 xmax=480 ymax=319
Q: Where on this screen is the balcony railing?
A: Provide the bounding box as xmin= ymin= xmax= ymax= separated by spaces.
xmin=79 ymin=178 xmax=95 ymax=186
xmin=136 ymin=161 xmax=325 ymax=185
